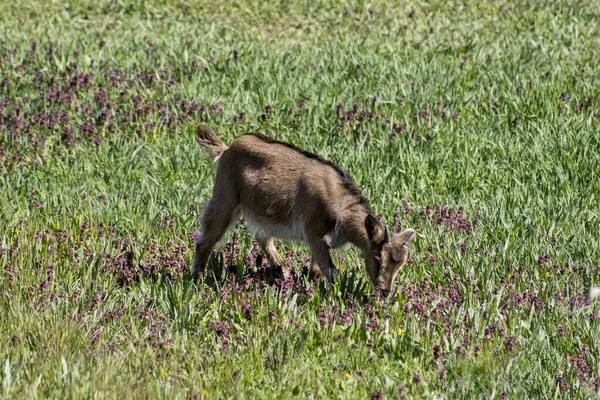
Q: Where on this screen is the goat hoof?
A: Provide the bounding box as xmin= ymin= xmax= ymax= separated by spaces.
xmin=270 ymin=265 xmax=285 ymax=280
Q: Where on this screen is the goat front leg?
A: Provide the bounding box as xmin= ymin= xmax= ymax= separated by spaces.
xmin=309 ymin=259 xmax=323 ymax=281
xmin=256 ymin=235 xmax=290 ymax=279
xmin=308 ymin=239 xmax=337 ymax=283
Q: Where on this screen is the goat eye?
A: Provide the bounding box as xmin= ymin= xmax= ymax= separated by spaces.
xmin=373 ymin=256 xmax=381 ymax=266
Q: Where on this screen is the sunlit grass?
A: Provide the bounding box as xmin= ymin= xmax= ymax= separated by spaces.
xmin=1 ymin=0 xmax=600 ymax=398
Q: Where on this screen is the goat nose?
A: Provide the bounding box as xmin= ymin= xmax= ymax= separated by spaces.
xmin=381 ymin=288 xmax=390 ymax=298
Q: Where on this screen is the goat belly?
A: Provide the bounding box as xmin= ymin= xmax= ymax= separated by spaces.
xmin=241 ymin=210 xmax=307 ymax=242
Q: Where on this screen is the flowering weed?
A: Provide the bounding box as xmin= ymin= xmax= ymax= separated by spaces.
xmin=1 ymin=0 xmax=600 ymax=399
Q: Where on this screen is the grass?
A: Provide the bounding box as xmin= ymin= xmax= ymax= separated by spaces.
xmin=1 ymin=0 xmax=600 ymax=398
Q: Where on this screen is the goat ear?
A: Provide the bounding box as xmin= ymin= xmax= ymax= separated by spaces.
xmin=401 ymin=229 xmax=426 ymax=247
xmin=365 ymin=214 xmax=385 ymax=245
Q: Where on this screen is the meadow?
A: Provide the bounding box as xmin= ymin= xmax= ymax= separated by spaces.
xmin=1 ymin=0 xmax=600 ymax=398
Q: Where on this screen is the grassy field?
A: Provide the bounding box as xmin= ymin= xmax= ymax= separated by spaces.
xmin=1 ymin=0 xmax=600 ymax=398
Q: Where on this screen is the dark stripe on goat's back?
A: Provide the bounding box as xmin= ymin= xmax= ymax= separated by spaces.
xmin=246 ymin=132 xmax=372 ymax=208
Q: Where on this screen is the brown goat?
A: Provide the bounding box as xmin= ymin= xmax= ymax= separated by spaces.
xmin=192 ymin=125 xmax=424 ymax=297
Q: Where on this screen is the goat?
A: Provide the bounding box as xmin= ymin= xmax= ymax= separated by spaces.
xmin=191 ymin=125 xmax=424 ymax=297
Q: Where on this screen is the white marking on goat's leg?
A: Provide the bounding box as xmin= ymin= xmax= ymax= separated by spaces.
xmin=256 ymin=235 xmax=290 ymax=278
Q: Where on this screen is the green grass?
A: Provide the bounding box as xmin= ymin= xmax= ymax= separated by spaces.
xmin=1 ymin=0 xmax=600 ymax=398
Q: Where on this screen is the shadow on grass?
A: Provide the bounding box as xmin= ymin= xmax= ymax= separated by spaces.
xmin=189 ymin=250 xmax=375 ymax=308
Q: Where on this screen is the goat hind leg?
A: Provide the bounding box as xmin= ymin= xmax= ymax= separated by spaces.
xmin=191 ymin=200 xmax=236 ymax=278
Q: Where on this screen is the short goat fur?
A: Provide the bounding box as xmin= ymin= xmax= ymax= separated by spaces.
xmin=192 ymin=125 xmax=424 ymax=297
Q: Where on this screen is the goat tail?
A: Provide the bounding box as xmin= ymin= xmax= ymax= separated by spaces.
xmin=195 ymin=125 xmax=228 ymax=163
